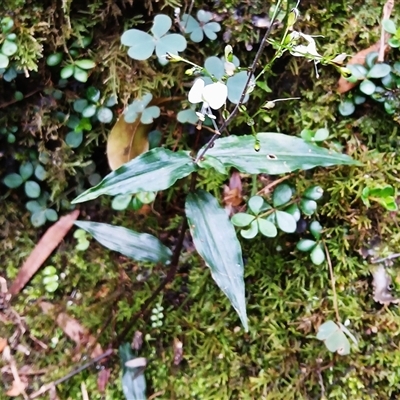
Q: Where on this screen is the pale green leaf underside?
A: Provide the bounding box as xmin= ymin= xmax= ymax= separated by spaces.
xmin=201 ymin=132 xmax=360 ymax=174
xmin=75 ymin=220 xmax=172 ymax=264
xmin=185 ymin=190 xmax=248 ymax=331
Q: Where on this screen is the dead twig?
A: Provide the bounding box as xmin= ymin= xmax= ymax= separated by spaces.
xmin=378 ymin=0 xmax=394 ymax=62
xmin=29 ymin=348 xmax=113 ymax=399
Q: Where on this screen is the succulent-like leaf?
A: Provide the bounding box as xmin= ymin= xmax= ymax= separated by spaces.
xmin=185 ymin=190 xmax=248 ymax=330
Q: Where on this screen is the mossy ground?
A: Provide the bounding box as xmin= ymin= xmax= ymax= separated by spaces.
xmin=2 ymin=0 xmax=400 ymax=399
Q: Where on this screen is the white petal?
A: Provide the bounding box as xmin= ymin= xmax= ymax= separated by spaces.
xmin=188 ymin=79 xmax=205 ymax=104
xmin=202 ymin=82 xmax=228 ymax=110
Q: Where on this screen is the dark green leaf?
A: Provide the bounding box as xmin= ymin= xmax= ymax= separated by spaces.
xmin=273 ymin=183 xmax=293 ymax=207
xmin=72 ymin=148 xmax=196 ymax=203
xmin=74 ymin=220 xmax=172 ymax=264
xmin=185 ymin=190 xmax=248 ymax=330
xmin=201 ymin=133 xmax=358 ymax=175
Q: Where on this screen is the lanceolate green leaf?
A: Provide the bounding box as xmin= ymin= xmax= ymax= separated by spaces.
xmin=185 ymin=190 xmax=248 ymax=331
xmin=74 ymin=221 xmax=172 ymax=264
xmin=200 ymin=133 xmax=359 ymax=174
xmin=72 ymin=148 xmax=196 ymax=203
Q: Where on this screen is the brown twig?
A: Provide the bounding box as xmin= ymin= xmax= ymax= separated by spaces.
xmin=29 ymin=348 xmax=114 ymax=399
xmin=194 ymin=5 xmax=281 ymax=163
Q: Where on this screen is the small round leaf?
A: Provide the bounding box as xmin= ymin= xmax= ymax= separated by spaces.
xmin=300 ymin=198 xmax=317 ymax=215
xmin=112 ymin=194 xmax=132 ymax=210
xmin=310 ymin=221 xmax=323 ymax=239
xmin=97 ymin=107 xmax=113 ymax=123
xmin=240 ymin=220 xmax=258 ymax=239
xmin=24 ymin=180 xmax=41 ymax=198
xmin=74 ymin=59 xmax=96 ymax=70
xmin=257 ymin=218 xmax=277 ymax=237
xmin=275 ymin=210 xmax=297 ymax=233
xmin=0 ymin=53 xmax=9 ymax=68
xmin=45 ymin=208 xmax=58 ymax=221
xmin=31 ymin=210 xmax=46 ymax=227
xmin=19 ymin=162 xmax=34 ymax=180
xmin=367 ymin=63 xmax=391 ymax=79
xmin=310 ymin=244 xmax=326 ymax=265
xmin=46 ymin=53 xmax=63 ymax=66
xmin=73 ymin=67 xmax=89 ymax=82
xmin=65 ymin=131 xmax=83 ymax=148
xmin=248 ymin=195 xmax=265 ymax=215
xmin=231 ymin=212 xmax=255 ymax=227
xmin=82 ymin=104 xmax=97 ymax=118
xmin=303 ymin=185 xmax=324 ymax=201
xmin=60 ymin=64 xmax=75 ymax=79
xmin=284 ymin=203 xmax=301 ymax=221
xmin=1 ymin=39 xmax=18 ymax=56
xmin=338 ymin=99 xmax=355 ymax=116
xmin=359 ymin=79 xmax=376 ymax=95
xmin=273 ymin=183 xmax=293 ymax=207
xmin=296 ymin=239 xmax=316 ymax=252
xmin=4 ymin=173 xmax=23 ymax=188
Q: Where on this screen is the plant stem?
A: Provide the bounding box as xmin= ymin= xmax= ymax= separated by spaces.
xmin=194 ymin=1 xmax=282 ymax=163
xmin=323 ymin=241 xmax=340 ymax=323
xmin=116 ymin=172 xmax=198 ymax=343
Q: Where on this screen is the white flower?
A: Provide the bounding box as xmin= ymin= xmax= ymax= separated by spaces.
xmin=188 ymin=78 xmax=228 ymax=110
xmin=290 ymin=31 xmax=322 ymax=59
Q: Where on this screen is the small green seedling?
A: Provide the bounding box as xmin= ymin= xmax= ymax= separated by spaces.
xmin=361 ymin=184 xmax=397 ymax=211
xmin=42 ymin=265 xmax=59 ymax=292
xmin=73 ymin=229 xmax=91 ymax=251
xmin=316 ymin=320 xmax=358 ymax=355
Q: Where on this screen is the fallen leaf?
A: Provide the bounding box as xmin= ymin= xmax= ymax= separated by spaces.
xmin=97 ymin=368 xmax=111 ymax=393
xmin=6 ymin=379 xmax=27 ymax=397
xmin=372 ymin=264 xmax=400 ymax=304
xmin=223 ymin=171 xmax=243 ymax=215
xmin=337 ymin=42 xmax=389 ymax=94
xmin=9 ymin=210 xmax=80 ymax=296
xmin=39 ymin=301 xmax=103 ymax=358
xmin=0 ymin=338 xmax=7 ymax=353
xmin=107 ymin=116 xmax=150 ymax=170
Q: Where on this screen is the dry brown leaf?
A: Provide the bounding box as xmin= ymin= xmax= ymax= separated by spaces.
xmin=0 ymin=337 xmax=7 ymax=353
xmin=337 ymin=42 xmax=389 ymax=94
xmin=39 ymin=301 xmax=103 ymax=358
xmin=371 ymin=265 xmax=400 ymax=305
xmin=6 ymin=379 xmax=27 ymax=397
xmin=97 ymin=368 xmax=111 ymax=393
xmin=9 ymin=210 xmax=80 ymax=296
xmin=106 ymin=116 xmax=151 ymax=170
xmin=223 ymin=172 xmax=243 ymax=215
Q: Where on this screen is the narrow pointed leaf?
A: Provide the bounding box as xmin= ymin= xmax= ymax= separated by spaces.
xmin=74 ymin=221 xmax=172 ymax=264
xmin=72 ymin=148 xmax=196 ymax=203
xmin=185 ymin=190 xmax=248 ymax=331
xmin=201 ymin=133 xmax=359 ymax=174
